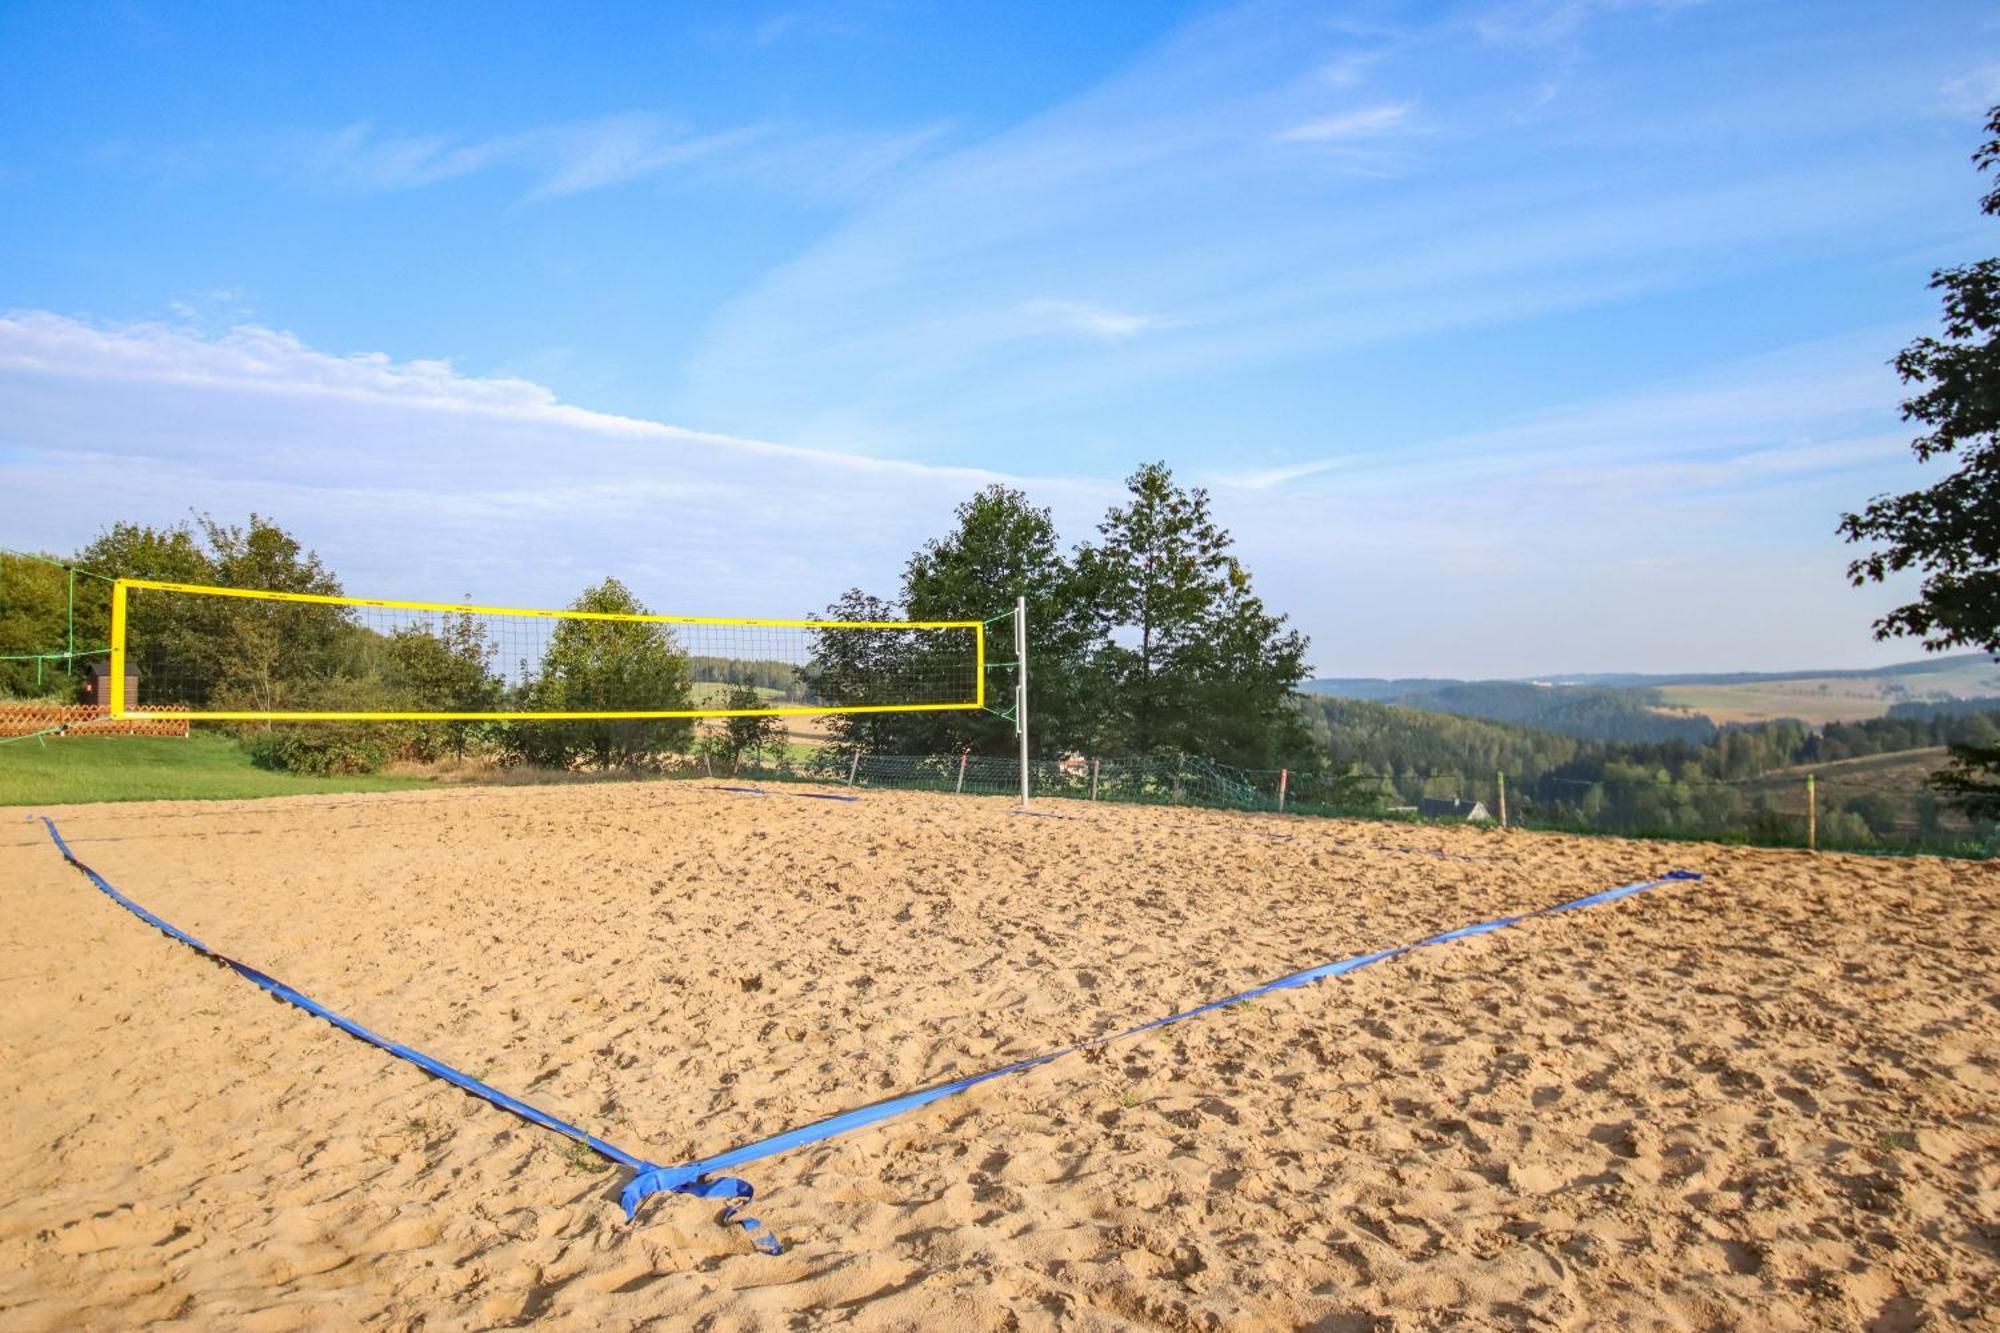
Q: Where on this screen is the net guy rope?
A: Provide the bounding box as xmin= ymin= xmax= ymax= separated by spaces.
xmin=31 ymin=814 xmax=1700 ymax=1258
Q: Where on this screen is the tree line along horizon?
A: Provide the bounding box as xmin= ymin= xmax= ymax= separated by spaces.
xmin=0 ymin=464 xmax=1310 ymax=776
xmin=3 ymin=462 xmax=1997 ymax=848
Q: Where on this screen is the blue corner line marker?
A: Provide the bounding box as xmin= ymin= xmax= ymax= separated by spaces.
xmin=35 ymin=814 xmax=1699 ymax=1258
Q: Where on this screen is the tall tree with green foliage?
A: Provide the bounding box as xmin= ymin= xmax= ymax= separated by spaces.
xmin=808 ymin=587 xmax=955 ymax=756
xmin=1840 ymin=106 xmax=2000 ymax=818
xmin=812 ymin=485 xmax=1106 ymax=757
xmin=710 ymin=682 xmax=787 ymax=770
xmin=196 ymin=514 xmax=347 ymax=713
xmin=70 ymin=518 xmax=218 ymax=701
xmin=900 ymin=485 xmax=1106 ymax=755
xmin=518 ymin=577 xmax=693 ymax=769
xmin=73 ymin=519 xmax=216 ymax=587
xmin=384 ymin=610 xmax=504 ymax=759
xmin=1087 ymin=462 xmax=1311 ymax=765
xmin=0 ymin=553 xmax=81 ymax=698
xmin=71 ymin=513 xmax=344 ymax=711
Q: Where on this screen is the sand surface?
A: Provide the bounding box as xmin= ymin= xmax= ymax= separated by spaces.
xmin=0 ymin=781 xmax=1995 ymax=1330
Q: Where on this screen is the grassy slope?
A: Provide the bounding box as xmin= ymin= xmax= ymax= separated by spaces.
xmin=0 ymin=733 xmax=431 ymax=806
xmin=1730 ymin=748 xmax=1959 ymax=831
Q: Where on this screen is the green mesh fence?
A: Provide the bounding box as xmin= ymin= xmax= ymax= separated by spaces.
xmin=694 ymin=748 xmax=1997 ymax=860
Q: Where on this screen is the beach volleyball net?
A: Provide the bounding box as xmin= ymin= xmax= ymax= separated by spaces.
xmin=110 ymin=578 xmax=984 ymax=721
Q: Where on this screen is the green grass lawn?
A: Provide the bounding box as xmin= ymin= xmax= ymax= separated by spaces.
xmin=0 ymin=732 xmax=432 ymax=806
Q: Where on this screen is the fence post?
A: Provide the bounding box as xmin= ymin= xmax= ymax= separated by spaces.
xmin=848 ymin=750 xmax=860 ymax=786
xmin=1277 ymin=767 xmax=1288 ymax=813
xmin=1806 ymin=772 xmax=1816 ymax=852
xmin=956 ymin=748 xmax=969 ymax=794
xmin=1497 ymin=771 xmax=1508 ymax=829
xmin=1090 ymin=757 xmax=1100 ymax=801
xmin=703 ymin=749 xmax=712 ymax=778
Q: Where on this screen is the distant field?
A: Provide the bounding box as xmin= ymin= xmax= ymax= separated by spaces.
xmin=1656 ymin=679 xmax=1911 ymax=725
xmin=0 ymin=733 xmax=430 ymax=806
xmin=689 ymin=681 xmax=799 ymax=706
xmin=1654 ymin=658 xmax=2000 ymax=725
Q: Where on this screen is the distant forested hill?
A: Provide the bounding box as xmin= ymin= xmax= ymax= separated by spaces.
xmin=1292 ymin=693 xmax=2000 ymax=849
xmin=1299 ymin=678 xmax=1715 ymax=744
xmin=1303 ymin=653 xmax=2000 ymax=732
xmin=1534 ymin=651 xmax=1997 ymax=688
xmin=1295 ymin=695 xmax=1584 ymax=792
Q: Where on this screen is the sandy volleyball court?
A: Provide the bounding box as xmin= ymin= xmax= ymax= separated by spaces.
xmin=0 ymin=782 xmax=1994 ymax=1330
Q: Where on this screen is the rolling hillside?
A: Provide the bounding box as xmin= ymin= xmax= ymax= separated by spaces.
xmin=1298 ymin=679 xmax=1713 ymax=743
xmin=1651 ymin=655 xmax=2000 ymax=725
xmin=1728 ymin=748 xmax=1965 ymax=837
xmin=1304 ymin=652 xmax=2000 ymax=736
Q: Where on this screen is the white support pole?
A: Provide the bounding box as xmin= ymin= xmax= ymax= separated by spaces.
xmin=956 ymin=748 xmax=969 ymax=795
xmin=1015 ymin=595 xmax=1030 ymax=808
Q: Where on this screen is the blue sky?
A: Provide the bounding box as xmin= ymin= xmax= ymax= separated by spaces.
xmin=2 ymin=0 xmax=1997 ymax=676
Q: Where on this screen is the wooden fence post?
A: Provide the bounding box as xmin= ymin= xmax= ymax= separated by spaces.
xmin=1497 ymin=771 xmax=1508 ymax=829
xmin=1277 ymin=768 xmax=1289 ymax=813
xmin=1806 ymin=772 xmax=1816 ymax=853
xmin=848 ymin=750 xmax=860 ymax=786
xmin=956 ymin=748 xmax=969 ymax=794
xmin=1090 ymin=757 xmax=1100 ymax=801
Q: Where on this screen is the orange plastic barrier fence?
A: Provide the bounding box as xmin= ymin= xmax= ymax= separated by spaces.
xmin=0 ymin=703 xmax=190 ymax=738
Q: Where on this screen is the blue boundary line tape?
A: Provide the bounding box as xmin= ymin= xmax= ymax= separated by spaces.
xmin=34 ymin=814 xmax=1698 ymax=1258
xmin=622 ymin=868 xmax=1703 ymax=1226
xmin=32 ymin=816 xmax=781 ymax=1252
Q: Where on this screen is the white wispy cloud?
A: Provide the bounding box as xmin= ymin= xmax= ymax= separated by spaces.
xmin=1316 ymin=52 xmax=1381 ymax=88
xmin=1469 ymin=0 xmax=1705 ymax=50
xmin=288 ymin=115 xmax=767 ymax=200
xmin=0 ymin=312 xmax=1928 ymax=676
xmin=1212 ymin=330 xmax=1912 ymax=494
xmin=94 ymin=111 xmax=954 ymax=206
xmin=0 ymin=310 xmax=1004 ymax=479
xmin=752 ymin=11 xmax=803 ymax=45
xmin=1272 ymin=102 xmax=1413 ymax=143
xmin=1940 ymin=61 xmax=2000 ymax=117
xmin=747 ymin=6 xmax=869 ymax=47
xmin=523 ymin=120 xmax=768 ymax=200
xmin=0 ymin=311 xmax=1054 ymax=618
xmin=1213 ymin=456 xmax=1350 ymax=490
xmin=1025 ymin=299 xmax=1183 ymax=341
xmin=674 ymin=0 xmax=1964 ymax=468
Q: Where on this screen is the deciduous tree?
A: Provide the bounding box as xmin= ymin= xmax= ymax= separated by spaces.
xmin=1841 ymin=107 xmax=2000 ymax=817
xmin=518 ymin=577 xmax=693 ymax=769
